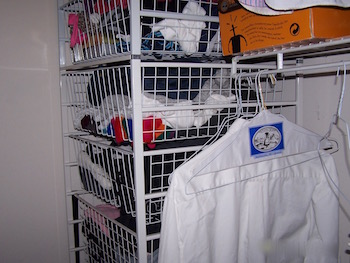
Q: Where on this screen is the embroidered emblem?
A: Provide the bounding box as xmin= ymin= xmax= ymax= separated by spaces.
xmin=249 ymin=122 xmax=284 ymax=157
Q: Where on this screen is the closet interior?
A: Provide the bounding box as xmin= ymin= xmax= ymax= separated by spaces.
xmin=57 ymin=0 xmax=350 ymax=262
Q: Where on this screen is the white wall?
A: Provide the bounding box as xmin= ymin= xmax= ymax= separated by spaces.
xmin=0 ymin=1 xmax=68 ymax=262
xmin=301 ymin=55 xmax=350 ymax=263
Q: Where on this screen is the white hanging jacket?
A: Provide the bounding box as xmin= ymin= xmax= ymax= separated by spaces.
xmin=265 ymin=0 xmax=350 ymax=11
xmin=158 ymin=110 xmax=339 ymax=263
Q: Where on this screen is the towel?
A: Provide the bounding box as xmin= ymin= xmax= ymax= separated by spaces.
xmin=152 ymin=1 xmax=207 ymax=54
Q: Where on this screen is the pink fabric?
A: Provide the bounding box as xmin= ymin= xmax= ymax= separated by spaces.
xmin=85 ymin=204 xmax=121 ymax=237
xmin=96 ymin=204 xmax=121 ymax=219
xmin=68 ymin=14 xmax=88 ymax=48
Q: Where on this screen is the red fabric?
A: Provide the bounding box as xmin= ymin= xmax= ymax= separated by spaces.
xmin=94 ymin=0 xmax=128 ymax=13
xmin=84 ymin=205 xmax=120 ymax=237
xmin=111 ymin=117 xmax=128 ymax=144
xmin=111 ymin=116 xmax=165 ymax=148
xmin=142 ymin=118 xmax=165 ymax=144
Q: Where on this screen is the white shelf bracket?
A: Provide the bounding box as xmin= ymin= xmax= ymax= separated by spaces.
xmin=277 ymin=52 xmax=284 ymax=70
xmin=231 ymin=59 xmax=237 ymax=76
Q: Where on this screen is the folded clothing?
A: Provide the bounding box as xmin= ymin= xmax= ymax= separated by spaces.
xmin=79 ymin=150 xmax=113 ymax=190
xmin=111 ymin=116 xmax=174 ymax=149
xmin=152 ymin=1 xmax=207 ymax=55
xmin=74 ymin=91 xmax=235 ymax=148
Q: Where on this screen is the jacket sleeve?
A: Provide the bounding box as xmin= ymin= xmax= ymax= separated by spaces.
xmin=307 ymin=154 xmax=339 ymax=263
xmin=158 ymin=182 xmax=181 ymax=263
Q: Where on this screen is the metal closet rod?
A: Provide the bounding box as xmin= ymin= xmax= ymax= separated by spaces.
xmin=233 ymin=59 xmax=350 ymax=78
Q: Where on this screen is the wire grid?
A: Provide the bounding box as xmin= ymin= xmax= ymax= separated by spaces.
xmin=141 ymin=0 xmax=218 ymax=14
xmin=77 ymin=195 xmax=139 ymax=263
xmin=144 ymin=149 xmax=196 ymax=193
xmin=64 ymin=64 xmax=295 ymax=145
xmin=60 ymin=0 xmax=221 ymax=63
xmin=71 ymin=134 xmax=199 ymax=224
xmin=145 ymin=196 xmax=165 ymax=225
xmin=63 ymin=66 xmax=132 ymax=142
xmin=71 ymin=134 xmax=126 ymax=207
xmin=140 ymin=0 xmax=221 ymax=59
xmin=146 ymin=238 xmax=160 ymax=263
xmin=234 ymin=68 xmax=297 ymax=118
xmin=143 ymin=148 xmax=197 ymax=224
xmin=60 ymin=0 xmax=130 ymax=63
xmin=140 ymin=63 xmax=239 ymax=144
xmin=63 ymin=64 xmax=241 ymax=147
xmin=261 ymin=74 xmax=295 ymax=110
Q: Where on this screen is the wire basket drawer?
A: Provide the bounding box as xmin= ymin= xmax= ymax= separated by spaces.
xmin=71 ymin=134 xmax=197 ymax=224
xmin=63 ymin=63 xmax=240 ymax=149
xmin=77 ymin=195 xmax=160 ymax=263
xmin=60 ymin=0 xmax=221 ymax=63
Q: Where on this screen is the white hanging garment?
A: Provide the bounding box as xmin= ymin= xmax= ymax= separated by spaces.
xmin=238 ymin=0 xmax=292 ymax=15
xmin=158 ymin=110 xmax=339 ymax=263
xmin=265 ymin=0 xmax=350 ymax=11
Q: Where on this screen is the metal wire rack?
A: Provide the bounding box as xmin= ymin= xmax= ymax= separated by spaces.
xmin=59 ymin=0 xmax=222 ymax=64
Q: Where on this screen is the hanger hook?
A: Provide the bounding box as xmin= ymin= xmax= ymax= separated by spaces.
xmin=255 ymin=70 xmax=268 ymax=112
xmin=234 ymin=71 xmax=246 ymax=117
xmin=335 ymin=63 xmax=347 ymax=124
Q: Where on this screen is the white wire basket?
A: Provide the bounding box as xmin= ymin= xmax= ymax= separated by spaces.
xmin=71 ymin=134 xmax=197 ymax=223
xmin=77 ymin=195 xmax=160 ymax=263
xmin=60 ymin=0 xmax=222 ymax=63
xmin=63 ymin=63 xmax=295 ymax=148
xmin=63 ymin=63 xmax=243 ymax=148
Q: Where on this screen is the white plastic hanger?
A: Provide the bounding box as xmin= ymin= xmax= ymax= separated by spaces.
xmin=234 ymin=70 xmax=262 ymax=118
xmin=183 ymin=108 xmax=335 ymax=194
xmin=317 ymin=63 xmax=348 ymax=154
xmin=182 ymin=68 xmax=342 ymax=194
xmin=167 ymin=70 xmax=242 ymax=184
xmin=255 ymin=69 xmax=268 ymax=112
xmin=317 ymin=63 xmax=350 ymax=206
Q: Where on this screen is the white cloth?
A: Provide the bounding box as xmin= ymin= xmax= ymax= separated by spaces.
xmin=152 ymin=1 xmax=207 ymax=54
xmin=239 ymin=0 xmax=350 ymax=15
xmin=239 ymin=0 xmax=292 ymax=15
xmin=158 ymin=110 xmax=339 ymax=263
xmin=74 ymin=90 xmax=235 ymax=132
xmin=142 ymin=92 xmax=236 ymax=128
xmin=74 ymin=69 xmax=235 ymax=132
xmin=265 ymin=0 xmax=350 ymax=11
xmin=78 ymin=151 xmax=112 ymax=190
